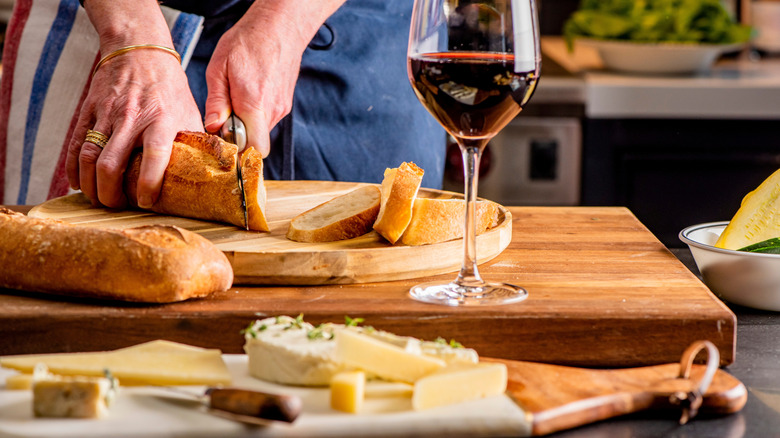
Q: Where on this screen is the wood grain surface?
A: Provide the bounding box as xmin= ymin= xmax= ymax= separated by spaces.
xmin=488 ymin=357 xmax=747 ymax=436
xmin=0 ymin=204 xmax=736 ymax=368
xmin=27 ymin=181 xmax=512 ymax=285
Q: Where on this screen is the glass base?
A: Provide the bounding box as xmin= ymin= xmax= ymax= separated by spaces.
xmin=409 ymin=280 xmax=528 ymax=306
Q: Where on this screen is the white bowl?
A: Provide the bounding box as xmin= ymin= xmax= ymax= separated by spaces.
xmin=578 ymin=39 xmax=745 ymax=75
xmin=680 ymin=222 xmax=780 ymax=311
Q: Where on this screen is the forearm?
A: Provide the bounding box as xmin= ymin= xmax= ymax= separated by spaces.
xmin=82 ymin=0 xmax=174 ymax=53
xmin=243 ymin=0 xmax=347 ymax=50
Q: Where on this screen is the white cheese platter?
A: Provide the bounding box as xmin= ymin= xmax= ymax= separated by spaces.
xmin=0 ymin=354 xmax=531 ymax=438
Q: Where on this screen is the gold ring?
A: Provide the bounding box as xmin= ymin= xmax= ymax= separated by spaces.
xmin=85 ymin=129 xmax=109 ymax=149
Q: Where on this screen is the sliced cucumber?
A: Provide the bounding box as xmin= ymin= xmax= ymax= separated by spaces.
xmin=738 ymin=237 xmax=780 ymax=254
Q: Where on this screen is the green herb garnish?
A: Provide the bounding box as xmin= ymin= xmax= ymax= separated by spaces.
xmin=240 ymin=321 xmax=267 ymax=338
xmin=434 ymin=336 xmax=463 ymax=348
xmin=345 ymin=316 xmax=364 ymax=327
xmin=284 ymin=313 xmax=305 ymax=330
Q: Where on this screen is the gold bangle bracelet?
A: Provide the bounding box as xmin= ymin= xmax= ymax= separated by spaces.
xmin=92 ymin=44 xmax=181 ymax=77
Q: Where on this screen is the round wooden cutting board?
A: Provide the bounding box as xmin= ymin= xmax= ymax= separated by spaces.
xmin=28 ymin=181 xmax=512 ymax=285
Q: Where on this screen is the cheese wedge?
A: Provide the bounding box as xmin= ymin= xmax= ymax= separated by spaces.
xmin=330 ymin=370 xmax=366 ymax=413
xmin=335 ymin=329 xmax=446 ymax=384
xmin=0 ymin=340 xmax=231 ymax=386
xmin=5 ymin=373 xmax=34 ymax=390
xmin=412 ymin=362 xmax=508 ymax=411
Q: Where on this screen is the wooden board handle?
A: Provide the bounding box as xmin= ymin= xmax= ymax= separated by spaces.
xmin=486 ymin=345 xmax=747 ymax=436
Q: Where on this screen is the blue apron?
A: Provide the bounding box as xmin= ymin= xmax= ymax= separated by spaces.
xmin=176 ymin=0 xmax=446 ymax=188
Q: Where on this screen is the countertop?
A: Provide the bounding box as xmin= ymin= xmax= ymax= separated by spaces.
xmin=551 ymin=248 xmax=780 ymax=438
xmin=535 ymin=37 xmax=780 ymax=120
xmin=2 ymin=205 xmax=776 ymax=436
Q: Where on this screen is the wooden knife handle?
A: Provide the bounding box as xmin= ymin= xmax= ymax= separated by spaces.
xmin=207 ymin=388 xmax=303 ymax=423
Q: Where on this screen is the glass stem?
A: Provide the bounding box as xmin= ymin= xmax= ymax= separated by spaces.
xmin=456 ymin=142 xmax=485 ymax=289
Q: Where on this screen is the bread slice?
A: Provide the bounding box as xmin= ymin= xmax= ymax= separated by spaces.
xmin=125 ymin=131 xmax=269 ymax=231
xmin=401 ymin=198 xmax=500 ymax=246
xmin=287 ymin=185 xmax=381 ymax=242
xmin=373 ymin=162 xmax=424 ymax=244
xmin=240 ymin=146 xmax=269 ymax=231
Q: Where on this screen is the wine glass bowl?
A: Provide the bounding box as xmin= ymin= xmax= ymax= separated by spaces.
xmin=407 ymin=0 xmax=540 ymax=306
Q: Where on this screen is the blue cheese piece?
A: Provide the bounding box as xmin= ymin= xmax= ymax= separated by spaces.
xmin=243 ymin=316 xmax=478 ymax=387
xmin=32 ymin=365 xmax=118 ymax=418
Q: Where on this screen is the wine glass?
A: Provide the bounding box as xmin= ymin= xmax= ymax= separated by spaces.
xmin=407 ymin=0 xmax=540 ymax=306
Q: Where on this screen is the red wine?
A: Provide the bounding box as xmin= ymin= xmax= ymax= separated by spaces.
xmin=408 ymin=52 xmax=538 ymax=142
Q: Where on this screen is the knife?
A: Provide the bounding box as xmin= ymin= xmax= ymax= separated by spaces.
xmin=219 ymin=113 xmax=249 ymax=230
xmin=156 ymin=386 xmax=302 ymax=426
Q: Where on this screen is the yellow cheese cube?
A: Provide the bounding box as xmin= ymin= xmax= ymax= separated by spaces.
xmin=5 ymin=373 xmax=34 ymax=390
xmin=335 ymin=329 xmax=445 ymax=383
xmin=412 ymin=362 xmax=508 ymax=410
xmin=330 ymin=370 xmax=366 ymax=413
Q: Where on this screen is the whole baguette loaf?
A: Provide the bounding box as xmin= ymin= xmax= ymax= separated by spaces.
xmin=0 ymin=208 xmax=233 ymax=303
xmin=401 ymin=198 xmax=500 ymax=246
xmin=373 ymin=162 xmax=424 ymax=244
xmin=124 ymin=131 xmax=269 ymax=231
xmin=286 ymin=185 xmax=381 ymax=242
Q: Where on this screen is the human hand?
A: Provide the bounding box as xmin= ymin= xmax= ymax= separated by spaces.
xmin=65 ymin=49 xmax=203 ymax=209
xmin=203 ymin=0 xmax=345 ymax=156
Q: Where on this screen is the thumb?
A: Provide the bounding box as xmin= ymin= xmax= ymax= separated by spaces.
xmin=240 ymin=108 xmax=271 ymax=157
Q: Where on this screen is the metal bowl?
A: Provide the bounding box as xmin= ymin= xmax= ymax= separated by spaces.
xmin=680 ymin=222 xmax=780 ymax=311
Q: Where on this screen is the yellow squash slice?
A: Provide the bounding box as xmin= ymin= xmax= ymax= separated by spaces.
xmin=716 ymin=169 xmax=780 ymax=250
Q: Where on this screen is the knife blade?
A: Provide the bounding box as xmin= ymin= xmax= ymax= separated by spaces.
xmin=219 ymin=113 xmax=249 ymax=229
xmin=156 ymin=386 xmax=302 ymax=425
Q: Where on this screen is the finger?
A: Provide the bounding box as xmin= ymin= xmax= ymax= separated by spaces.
xmin=79 ymin=122 xmax=111 ymax=206
xmin=66 ymin=109 xmax=96 ymax=190
xmin=239 ymin=108 xmax=271 ymax=157
xmin=204 ymin=63 xmax=232 ymax=134
xmin=134 ymin=124 xmax=175 ymax=209
xmin=94 ymin=124 xmax=136 ymax=209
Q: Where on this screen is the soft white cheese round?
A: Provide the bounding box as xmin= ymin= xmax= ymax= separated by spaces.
xmin=243 ymin=316 xmax=479 ymax=387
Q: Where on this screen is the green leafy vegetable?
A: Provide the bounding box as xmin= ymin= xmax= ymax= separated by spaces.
xmin=738 ymin=237 xmax=780 ymax=254
xmin=563 ymin=0 xmax=752 ymax=49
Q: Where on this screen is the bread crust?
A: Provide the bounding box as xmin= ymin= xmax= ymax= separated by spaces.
xmin=401 ymin=198 xmax=499 ymax=246
xmin=0 ymin=208 xmax=233 ymax=303
xmin=240 ymin=147 xmax=270 ymax=232
xmin=373 ymin=162 xmax=424 ymax=244
xmin=286 ymin=185 xmax=381 ymax=242
xmin=125 ymin=131 xmax=268 ymax=231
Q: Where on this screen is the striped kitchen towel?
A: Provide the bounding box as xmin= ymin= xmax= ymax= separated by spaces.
xmin=0 ymin=0 xmax=203 ymax=205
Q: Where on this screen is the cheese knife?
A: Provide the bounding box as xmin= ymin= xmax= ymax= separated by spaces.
xmin=155 ymin=386 xmax=302 ymax=426
xmin=219 ymin=113 xmax=249 ymax=230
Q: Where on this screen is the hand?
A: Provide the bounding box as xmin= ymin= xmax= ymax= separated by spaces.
xmin=65 ymin=49 xmax=203 ymax=209
xmin=203 ymin=0 xmax=346 ymax=156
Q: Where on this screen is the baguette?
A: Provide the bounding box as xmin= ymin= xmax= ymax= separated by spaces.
xmin=124 ymin=131 xmax=269 ymax=231
xmin=373 ymin=162 xmax=424 ymax=244
xmin=400 ymin=198 xmax=500 ymax=246
xmin=286 ymin=185 xmax=381 ymax=242
xmin=0 ymin=208 xmax=233 ymax=303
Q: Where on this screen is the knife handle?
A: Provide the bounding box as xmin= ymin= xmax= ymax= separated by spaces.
xmin=207 ymin=388 xmax=302 ymax=423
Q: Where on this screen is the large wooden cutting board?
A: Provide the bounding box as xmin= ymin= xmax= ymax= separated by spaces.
xmin=27 ymin=181 xmax=512 ymax=285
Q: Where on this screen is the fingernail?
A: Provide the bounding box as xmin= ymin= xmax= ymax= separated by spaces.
xmin=204 ymin=113 xmax=220 ymax=129
xmin=138 ymin=195 xmax=153 ymax=209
